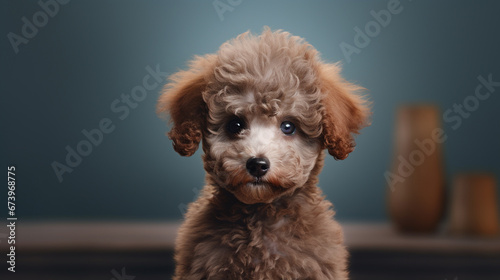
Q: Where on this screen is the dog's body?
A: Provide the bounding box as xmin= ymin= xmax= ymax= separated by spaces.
xmin=158 ymin=28 xmax=370 ymax=280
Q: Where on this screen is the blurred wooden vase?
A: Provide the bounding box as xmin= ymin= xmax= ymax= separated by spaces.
xmin=387 ymin=105 xmax=446 ymax=233
xmin=449 ymin=174 xmax=500 ymax=237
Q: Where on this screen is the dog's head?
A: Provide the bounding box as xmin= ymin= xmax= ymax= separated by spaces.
xmin=158 ymin=29 xmax=370 ymax=204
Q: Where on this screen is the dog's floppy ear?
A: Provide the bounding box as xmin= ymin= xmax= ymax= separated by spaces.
xmin=319 ymin=63 xmax=370 ymax=160
xmin=157 ymin=55 xmax=216 ymax=156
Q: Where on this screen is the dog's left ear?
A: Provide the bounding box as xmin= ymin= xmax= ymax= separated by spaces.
xmin=157 ymin=55 xmax=216 ymax=156
xmin=318 ymin=63 xmax=371 ymax=160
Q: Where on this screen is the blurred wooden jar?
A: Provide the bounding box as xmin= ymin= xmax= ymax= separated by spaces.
xmin=449 ymin=174 xmax=500 ymax=237
xmin=387 ymin=105 xmax=445 ymax=233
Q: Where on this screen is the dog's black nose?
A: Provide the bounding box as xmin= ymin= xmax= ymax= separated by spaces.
xmin=246 ymin=157 xmax=270 ymax=178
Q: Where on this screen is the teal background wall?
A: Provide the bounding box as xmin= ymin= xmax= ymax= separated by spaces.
xmin=1 ymin=0 xmax=499 ymax=222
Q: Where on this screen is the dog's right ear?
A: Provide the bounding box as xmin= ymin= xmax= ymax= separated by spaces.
xmin=157 ymin=55 xmax=216 ymax=156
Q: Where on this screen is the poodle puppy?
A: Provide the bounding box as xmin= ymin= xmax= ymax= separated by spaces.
xmin=157 ymin=28 xmax=370 ymax=280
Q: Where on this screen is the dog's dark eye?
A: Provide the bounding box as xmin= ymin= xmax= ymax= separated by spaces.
xmin=226 ymin=117 xmax=246 ymax=135
xmin=280 ymin=121 xmax=296 ymax=135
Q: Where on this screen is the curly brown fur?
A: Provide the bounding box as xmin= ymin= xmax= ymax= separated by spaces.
xmin=157 ymin=28 xmax=370 ymax=280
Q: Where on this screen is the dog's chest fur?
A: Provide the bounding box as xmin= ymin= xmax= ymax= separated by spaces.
xmin=174 ymin=187 xmax=348 ymax=280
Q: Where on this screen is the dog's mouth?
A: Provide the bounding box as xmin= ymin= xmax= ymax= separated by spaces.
xmin=226 ymin=167 xmax=292 ymax=189
xmin=245 ymin=179 xmax=274 ymax=192
xmin=232 ymin=172 xmax=281 ymax=189
xmin=234 ymin=176 xmax=274 ymax=189
xmin=224 ymin=171 xmax=293 ymax=204
xmin=234 ymin=181 xmax=283 ymax=204
xmin=250 ymin=177 xmax=264 ymax=185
